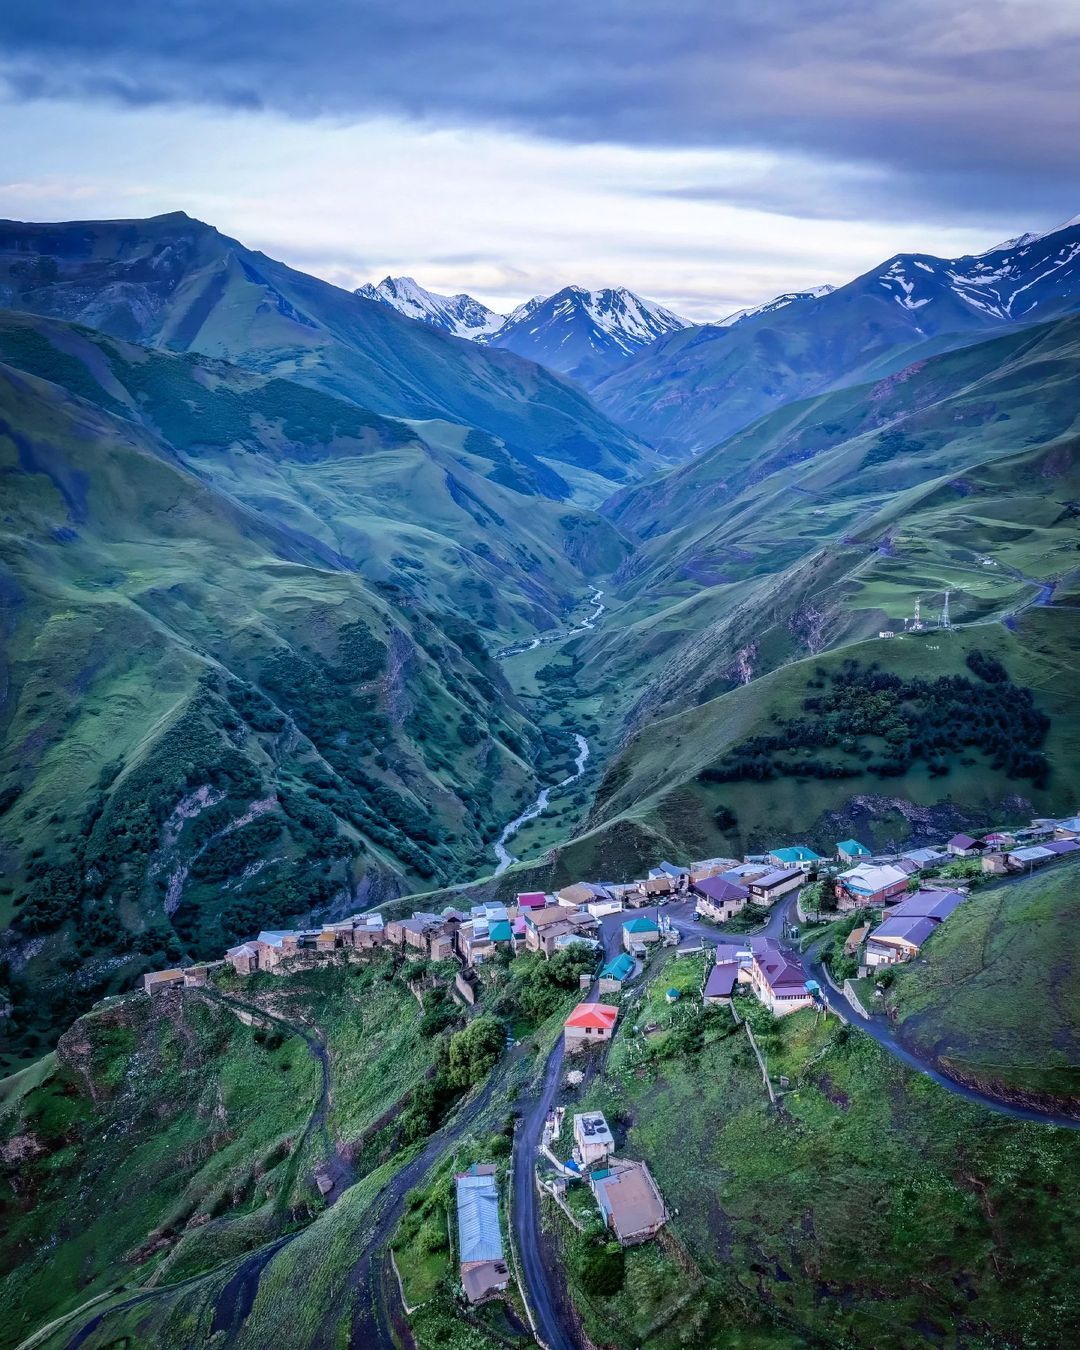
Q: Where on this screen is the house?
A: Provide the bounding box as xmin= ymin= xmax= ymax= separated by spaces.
xmin=689 ymin=857 xmax=740 ymax=883
xmin=143 ymin=968 xmax=185 ymax=994
xmin=564 ymin=1002 xmax=618 ymax=1052
xmin=598 ymin=952 xmax=635 ymax=994
xmin=351 ymin=913 xmax=386 ymax=948
xmin=692 ymin=876 xmax=749 ymax=923
xmin=843 ymin=924 xmax=869 ymax=956
xmin=899 ymin=847 xmax=948 ymax=871
xmin=865 ymin=916 xmax=937 ymax=966
xmin=226 ymin=942 xmax=260 ymax=975
xmin=523 ymin=906 xmax=573 ymax=956
xmin=458 ymin=916 xmax=516 ymax=965
xmin=836 ymin=839 xmax=871 ymax=864
xmin=749 ymin=940 xmax=814 ymax=1016
xmin=981 ymin=851 xmax=1009 ymax=875
xmin=557 ymin=881 xmax=613 ymax=911
xmin=515 ymin=891 xmax=549 ymax=911
xmin=1053 ymin=816 xmax=1080 ymax=840
xmin=768 ymin=846 xmax=822 ymax=870
xmin=639 ymin=875 xmax=674 ymax=899
xmin=703 ymin=961 xmax=740 ymax=1005
xmin=836 ymin=863 xmax=911 ymax=909
xmin=456 ymin=1166 xmax=509 ymax=1305
xmin=590 ymin=1159 xmax=668 ymax=1245
xmin=982 ymin=831 xmax=1015 ymax=849
xmin=622 ymin=916 xmax=660 ymax=952
xmin=1044 ymin=839 xmax=1080 ymax=857
xmin=886 ymin=889 xmax=965 ymax=922
xmin=573 ymin=1111 xmax=614 ymax=1166
xmin=746 ymin=868 xmax=803 ymax=904
xmin=386 ymin=912 xmax=455 ymax=960
xmin=1006 ymin=845 xmax=1056 ymax=870
xmin=946 ymin=833 xmax=982 ymax=857
xmin=649 ymin=861 xmax=688 ymax=885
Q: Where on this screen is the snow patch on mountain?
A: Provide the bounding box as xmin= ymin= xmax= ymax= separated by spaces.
xmin=714 ymin=285 xmax=835 ymax=329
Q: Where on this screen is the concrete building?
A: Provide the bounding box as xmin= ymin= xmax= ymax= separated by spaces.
xmin=746 ymin=868 xmax=803 ymax=904
xmin=622 ymin=916 xmax=660 ymax=952
xmin=692 ymin=876 xmax=749 ymax=923
xmin=573 ymin=1111 xmax=614 ymax=1166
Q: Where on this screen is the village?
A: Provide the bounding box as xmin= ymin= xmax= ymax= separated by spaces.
xmin=137 ymin=810 xmax=1080 ymax=1313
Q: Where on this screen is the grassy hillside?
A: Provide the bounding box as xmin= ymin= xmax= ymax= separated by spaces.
xmin=0 ymin=349 xmax=607 ymax=1066
xmin=563 ymin=964 xmax=1080 ymax=1348
xmin=0 ymin=214 xmax=655 ymax=497
xmin=885 ymin=858 xmax=1080 ymax=1109
xmin=582 ymin=612 xmax=1080 ymax=864
xmin=0 ymin=957 xmax=449 ymax=1349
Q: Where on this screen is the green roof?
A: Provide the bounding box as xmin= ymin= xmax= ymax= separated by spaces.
xmin=772 ymin=846 xmax=822 ymax=862
xmin=623 ymin=916 xmax=658 ymax=933
xmin=837 ymin=839 xmax=870 ymax=855
xmin=489 ymin=920 xmax=513 ymax=943
xmin=601 ymin=953 xmax=634 ymax=981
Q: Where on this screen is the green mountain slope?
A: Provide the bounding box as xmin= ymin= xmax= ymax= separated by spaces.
xmin=574 ymin=613 xmax=1079 ymax=873
xmin=885 ymin=858 xmax=1080 ymax=1110
xmin=586 ymin=317 xmax=1080 ymax=726
xmin=0 ymin=347 xmax=617 ymax=1066
xmin=0 ymin=213 xmax=655 ymax=498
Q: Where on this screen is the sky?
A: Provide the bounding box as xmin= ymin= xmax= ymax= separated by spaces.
xmin=0 ymin=1 xmax=1077 ymax=321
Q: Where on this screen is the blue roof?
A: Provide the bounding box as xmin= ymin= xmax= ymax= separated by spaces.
xmin=837 ymin=839 xmax=870 ymax=855
xmin=623 ymin=916 xmax=659 ymax=933
xmin=772 ymin=846 xmax=822 ymax=863
xmin=456 ymin=1172 xmax=503 ymax=1264
xmin=666 ymin=988 xmax=680 ymax=998
xmin=601 ymin=953 xmax=634 ymax=981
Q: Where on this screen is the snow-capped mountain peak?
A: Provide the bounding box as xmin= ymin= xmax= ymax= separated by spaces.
xmin=355 ymin=275 xmax=506 ymax=338
xmin=714 ymin=285 xmax=835 ymax=329
xmin=486 ymin=284 xmax=691 ymax=383
xmin=868 ymin=215 xmax=1080 ymax=326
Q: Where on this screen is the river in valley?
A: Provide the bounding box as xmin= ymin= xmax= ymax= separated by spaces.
xmin=492 ymin=732 xmax=589 ymax=875
xmin=496 ymin=587 xmax=606 ymax=658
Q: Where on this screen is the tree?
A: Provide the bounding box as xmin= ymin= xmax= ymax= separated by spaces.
xmin=446 ymin=1016 xmax=504 ymax=1089
xmin=819 ymin=874 xmax=839 ymax=913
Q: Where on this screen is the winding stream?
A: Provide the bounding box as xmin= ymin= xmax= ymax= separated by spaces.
xmin=493 ymin=732 xmax=590 ymax=875
xmin=496 ymin=587 xmax=606 ymax=657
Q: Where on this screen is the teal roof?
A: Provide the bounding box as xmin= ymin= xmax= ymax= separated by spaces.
xmin=666 ymin=988 xmax=680 ymax=999
xmin=837 ymin=839 xmax=870 ymax=856
xmin=601 ymin=953 xmax=634 ymax=981
xmin=772 ymin=846 xmax=822 ymax=863
xmin=489 ymin=920 xmax=513 ymax=943
xmin=623 ymin=916 xmax=658 ymax=933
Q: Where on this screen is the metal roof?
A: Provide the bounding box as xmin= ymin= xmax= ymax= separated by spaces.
xmin=456 ymin=1172 xmax=504 ymax=1265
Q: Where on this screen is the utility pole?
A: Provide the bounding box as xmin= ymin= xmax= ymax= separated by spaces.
xmin=940 ymin=589 xmax=951 ymax=630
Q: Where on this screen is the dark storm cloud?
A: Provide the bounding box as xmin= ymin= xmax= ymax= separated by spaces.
xmin=1 ymin=0 xmax=1077 ymax=219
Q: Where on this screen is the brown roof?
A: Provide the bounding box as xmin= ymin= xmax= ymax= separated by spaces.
xmin=593 ymin=1161 xmax=666 ymax=1241
xmin=527 ymin=906 xmax=572 ymax=928
xmin=461 ymin=1259 xmax=510 ymax=1303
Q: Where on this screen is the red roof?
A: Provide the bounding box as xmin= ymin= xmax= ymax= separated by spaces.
xmin=516 ymin=892 xmax=547 ymax=908
xmin=565 ymin=1002 xmax=618 ymax=1031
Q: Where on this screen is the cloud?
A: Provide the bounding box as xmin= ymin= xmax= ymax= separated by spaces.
xmin=1 ymin=1 xmax=1077 ymax=221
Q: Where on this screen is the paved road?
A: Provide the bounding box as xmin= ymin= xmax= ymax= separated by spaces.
xmin=800 ymin=941 xmax=1080 ymax=1131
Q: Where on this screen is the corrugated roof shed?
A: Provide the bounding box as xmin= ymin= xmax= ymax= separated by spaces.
xmin=456 ymin=1171 xmax=504 ymax=1265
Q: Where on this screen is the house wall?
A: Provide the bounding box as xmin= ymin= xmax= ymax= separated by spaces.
xmin=563 ymin=1025 xmax=613 ymax=1052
